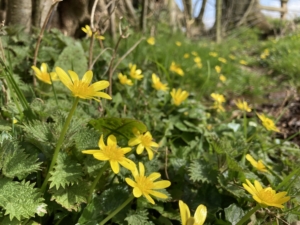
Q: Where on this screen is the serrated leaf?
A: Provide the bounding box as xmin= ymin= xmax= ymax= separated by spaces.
xmin=0 ymin=178 xmax=45 ymax=221
xmin=125 ymin=209 xmax=149 ymax=225
xmin=218 ymin=175 xmax=245 ymax=198
xmin=49 ymin=152 xmax=83 ymax=189
xmin=224 ymin=204 xmax=245 ymax=225
xmin=89 ymin=117 xmax=147 ymax=139
xmin=0 ymin=139 xmax=41 ymax=179
xmin=0 ymin=216 xmax=23 ymax=225
xmin=188 ymin=160 xmax=218 ymax=183
xmin=54 ymin=42 xmax=87 ymax=77
xmin=50 ymin=182 xmax=88 ymax=211
xmin=226 ymin=154 xmax=244 ymax=172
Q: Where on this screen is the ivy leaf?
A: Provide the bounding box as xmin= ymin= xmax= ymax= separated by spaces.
xmin=0 ymin=178 xmax=45 ymax=221
xmin=50 ymin=182 xmax=88 ymax=211
xmin=89 ymin=117 xmax=147 ymax=139
xmin=125 ymin=209 xmax=150 ymax=225
xmin=0 ymin=139 xmax=41 ymax=179
xmin=188 ymin=160 xmax=218 ymax=183
xmin=224 ymin=204 xmax=245 ymax=225
xmin=49 ymin=152 xmax=83 ymax=189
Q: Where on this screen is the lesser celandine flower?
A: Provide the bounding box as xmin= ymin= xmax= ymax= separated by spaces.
xmin=128 ymin=130 xmax=159 ymax=160
xmin=218 ymin=57 xmax=227 ymax=63
xmin=243 ymin=179 xmax=290 ymax=208
xmin=147 ymin=37 xmax=155 ymax=45
xmin=82 ymin=135 xmax=136 ymax=174
xmin=171 ymin=88 xmax=189 ymax=106
xmin=169 ymin=62 xmax=184 ymax=76
xmin=82 ymin=25 xmax=105 ymax=40
xmin=209 ymin=52 xmax=218 ymax=57
xmin=176 ymin=41 xmax=182 ymax=46
xmin=211 ymin=93 xmax=225 ymax=112
xmin=257 ymin=113 xmax=280 ymax=132
xmin=152 ymin=73 xmax=168 ymax=91
xmin=31 ymin=63 xmax=58 ymax=84
xmin=129 ymin=63 xmax=143 ymax=80
xmin=183 ymin=53 xmax=190 ymax=58
xmin=239 ymin=60 xmax=248 ymax=65
xmin=229 ymin=54 xmax=236 ymax=60
xmin=191 ymin=51 xmax=198 ymax=56
xmin=215 ymin=65 xmax=221 ymax=74
xmin=235 ymin=99 xmax=251 ymax=112
xmin=246 ymin=154 xmax=268 ymax=172
xmin=194 ymin=57 xmax=201 ymax=63
xmin=219 ymin=75 xmax=226 ymax=83
xmin=118 ymin=73 xmax=133 ymax=86
xmin=125 ymin=162 xmax=171 ymax=204
xmin=55 ymin=67 xmax=111 ymax=101
xmin=179 ymin=200 xmax=207 ymax=225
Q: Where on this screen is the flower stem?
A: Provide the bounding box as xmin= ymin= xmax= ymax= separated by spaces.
xmin=236 ymin=204 xmax=261 ymax=225
xmin=87 ymin=161 xmax=109 ymax=203
xmin=40 ymin=97 xmax=80 ymax=193
xmin=99 ymin=195 xmax=134 ymax=225
xmin=243 ymin=111 xmax=247 ymax=139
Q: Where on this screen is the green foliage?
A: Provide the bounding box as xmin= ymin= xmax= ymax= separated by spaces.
xmin=0 ymin=139 xmax=41 ymax=179
xmin=0 ymin=178 xmax=45 ymax=221
xmin=125 ymin=209 xmax=150 ymax=225
xmin=224 ymin=204 xmax=245 ymax=225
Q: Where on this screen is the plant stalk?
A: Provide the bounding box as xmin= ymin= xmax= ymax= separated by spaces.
xmin=236 ymin=204 xmax=261 ymax=225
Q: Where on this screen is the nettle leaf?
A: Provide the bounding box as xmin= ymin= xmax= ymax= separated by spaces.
xmin=49 ymin=152 xmax=83 ymax=189
xmin=226 ymin=154 xmax=244 ymax=172
xmin=125 ymin=209 xmax=149 ymax=225
xmin=50 ymin=182 xmax=88 ymax=211
xmin=0 ymin=178 xmax=45 ymax=221
xmin=0 ymin=139 xmax=41 ymax=179
xmin=188 ymin=160 xmax=218 ymax=183
xmin=74 ymin=127 xmax=100 ymax=153
xmin=89 ymin=117 xmax=147 ymax=139
xmin=224 ymin=204 xmax=245 ymax=225
xmin=218 ymin=175 xmax=245 ymax=198
xmin=54 ymin=42 xmax=88 ymax=77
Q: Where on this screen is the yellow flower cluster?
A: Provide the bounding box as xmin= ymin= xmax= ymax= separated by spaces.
xmin=211 ymin=93 xmax=225 ymax=112
xmin=235 ymin=99 xmax=251 ymax=112
xmin=170 ymin=61 xmax=184 ymax=76
xmin=260 ymin=48 xmax=270 ymax=59
xmin=82 ymin=25 xmax=105 ymax=40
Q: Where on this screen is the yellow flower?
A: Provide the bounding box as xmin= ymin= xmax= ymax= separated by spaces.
xmin=243 ymin=179 xmax=290 ymax=208
xmin=13 ymin=118 xmax=18 ymax=124
xmin=191 ymin=51 xmax=198 ymax=56
xmin=196 ymin=62 xmax=203 ymax=69
xmin=176 ymin=41 xmax=182 ymax=46
xmin=125 ymin=162 xmax=171 ymax=204
xmin=31 ymin=63 xmax=58 ymax=84
xmin=229 ymin=54 xmax=236 ymax=60
xmin=169 ymin=62 xmax=184 ymax=76
xmin=128 ymin=131 xmax=159 ymax=160
xmin=211 ymin=93 xmax=225 ymax=112
xmin=257 ymin=113 xmax=280 ymax=132
xmin=129 ymin=63 xmax=143 ymax=80
xmin=194 ymin=57 xmax=201 ymax=63
xmin=235 ymin=99 xmax=251 ymax=112
xmin=246 ymin=154 xmax=268 ymax=172
xmin=260 ymin=49 xmax=270 ymax=59
xmin=179 ymin=200 xmax=207 ymax=225
xmin=215 ymin=66 xmax=221 ymax=74
xmin=152 ymin=73 xmax=168 ymax=91
xmin=209 ymin=52 xmax=218 ymax=57
xmin=147 ymin=37 xmax=155 ymax=45
xmin=219 ymin=75 xmax=226 ymax=83
xmin=118 ymin=73 xmax=133 ymax=86
xmin=170 ymin=88 xmax=189 ymax=106
xmin=55 ymin=67 xmax=111 ymax=101
xmin=82 ymin=135 xmax=135 ymax=174
xmin=239 ymin=60 xmax=248 ymax=65
xmin=183 ymin=53 xmax=190 ymax=58
xmin=82 ymin=25 xmax=105 ymax=40
xmin=218 ymin=57 xmax=227 ymax=63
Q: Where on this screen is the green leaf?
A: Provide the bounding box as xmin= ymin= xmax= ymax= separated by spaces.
xmin=54 ymin=42 xmax=88 ymax=77
xmin=188 ymin=160 xmax=218 ymax=183
xmin=0 ymin=216 xmax=23 ymax=225
xmin=49 ymin=152 xmax=83 ymax=189
xmin=50 ymin=182 xmax=88 ymax=211
xmin=0 ymin=139 xmax=41 ymax=179
xmin=224 ymin=204 xmax=245 ymax=225
xmin=218 ymin=175 xmax=245 ymax=198
xmin=0 ymin=178 xmax=45 ymax=221
xmin=89 ymin=117 xmax=147 ymax=139
xmin=125 ymin=209 xmax=149 ymax=225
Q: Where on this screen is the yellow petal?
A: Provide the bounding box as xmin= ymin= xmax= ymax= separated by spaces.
xmin=148 ymin=172 xmax=161 ymax=181
xmin=128 ymin=137 xmax=141 ymax=146
xmin=67 ymin=70 xmax=79 ymax=83
xmin=139 ymin=162 xmax=145 ymax=177
xmin=107 ymin=135 xmax=117 ymax=146
xmin=148 ymin=190 xmax=168 ymax=199
xmin=144 ymin=193 xmax=155 ymax=204
xmin=125 ymin=178 xmax=136 ymax=188
xmin=41 ymin=63 xmax=48 ymax=73
xmin=152 ymin=180 xmax=171 ymax=189
xmin=31 ymin=66 xmax=41 ymax=76
xmin=82 ymin=70 xmax=93 ymax=84
xmin=92 ymin=92 xmax=112 ymax=100
xmin=179 ymin=200 xmax=190 ymax=225
xmin=90 ymin=80 xmax=110 ymax=91
xmin=133 ymin=187 xmax=142 ymax=198
xmin=121 ymin=147 xmax=132 ymax=154
xmin=194 ymin=204 xmax=207 ymax=225
xmin=82 ymin=150 xmax=101 ymax=154
xmin=55 ymin=67 xmax=72 ymax=89
xmin=145 ymin=148 xmax=154 ymax=160
xmin=254 ymin=180 xmax=263 ymax=192
xmin=136 ymin=144 xmax=145 ymax=154
xmin=110 ymin=160 xmax=120 ymax=174
xmin=99 ymin=135 xmax=106 ymax=149
xmin=93 ymin=152 xmax=109 ymax=161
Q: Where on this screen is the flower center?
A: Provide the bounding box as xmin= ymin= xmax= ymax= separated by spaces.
xmin=258 ymin=188 xmax=275 ymax=202
xmin=136 ymin=176 xmax=154 ymax=192
xmin=71 ymin=80 xmax=93 ymax=95
xmin=140 ymin=135 xmax=152 ymax=148
xmin=103 ymin=145 xmax=124 ymax=161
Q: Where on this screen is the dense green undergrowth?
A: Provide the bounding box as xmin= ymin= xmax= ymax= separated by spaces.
xmin=0 ymin=24 xmax=300 ymax=225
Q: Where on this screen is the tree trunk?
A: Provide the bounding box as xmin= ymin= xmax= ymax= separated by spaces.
xmin=216 ymin=0 xmax=222 ymax=43
xmin=220 ymin=0 xmax=273 ymax=34
xmin=140 ymin=0 xmax=148 ymax=33
xmin=195 ymin=0 xmax=207 ymax=31
xmin=6 ymin=0 xmax=32 ymax=32
xmin=169 ymin=0 xmax=177 ymax=32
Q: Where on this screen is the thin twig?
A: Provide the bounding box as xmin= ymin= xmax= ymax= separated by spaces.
xmin=88 ymin=34 xmax=95 ymax=70
xmin=91 ymin=47 xmax=114 ymax=69
xmin=33 ymin=0 xmax=62 ymax=85
xmin=90 ymin=0 xmax=100 ymax=30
